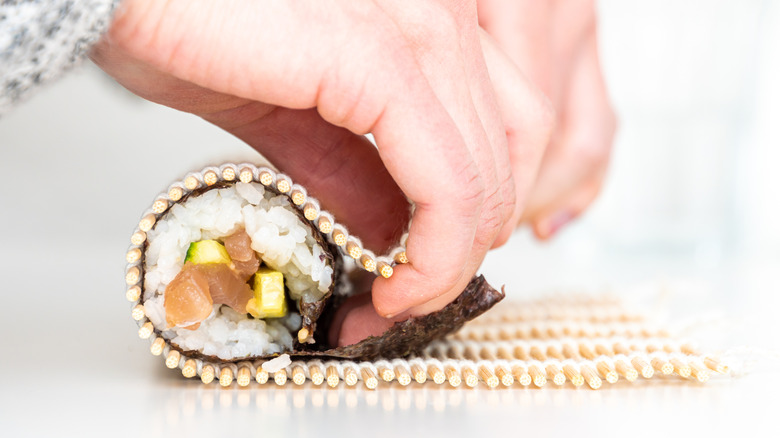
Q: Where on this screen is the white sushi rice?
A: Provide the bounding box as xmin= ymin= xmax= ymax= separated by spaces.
xmin=143 ymin=183 xmax=332 ymax=359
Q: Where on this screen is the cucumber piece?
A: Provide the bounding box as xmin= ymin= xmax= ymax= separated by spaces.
xmin=184 ymin=240 xmax=232 ymax=265
xmin=247 ymin=267 xmax=288 ymax=319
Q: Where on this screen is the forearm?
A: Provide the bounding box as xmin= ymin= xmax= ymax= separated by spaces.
xmin=0 ymin=0 xmax=120 ymax=117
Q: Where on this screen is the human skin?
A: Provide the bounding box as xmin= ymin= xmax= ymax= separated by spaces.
xmin=478 ymin=0 xmax=617 ymax=239
xmin=91 ymin=0 xmax=610 ymax=347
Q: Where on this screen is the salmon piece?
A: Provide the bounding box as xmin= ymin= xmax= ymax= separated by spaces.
xmin=224 ymin=229 xmax=255 ymax=262
xmin=164 ymin=263 xmax=213 ymax=329
xmin=193 ymin=263 xmax=253 ymax=314
xmin=224 ymin=229 xmax=260 ymax=281
xmin=233 ymin=257 xmax=260 ymax=282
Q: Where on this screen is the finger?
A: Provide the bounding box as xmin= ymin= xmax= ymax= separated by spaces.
xmin=392 ymin=13 xmax=517 ymax=317
xmin=460 ymin=27 xmax=518 ymax=254
xmin=523 ymin=33 xmax=616 ymax=237
xmin=477 ymin=0 xmax=554 ymax=97
xmin=365 ymin=4 xmax=509 ymax=318
xmin=399 ymin=2 xmax=512 ymax=255
xmin=457 ymin=8 xmax=519 ymax=238
xmin=531 ymin=177 xmax=602 ymax=239
xmin=478 ymin=30 xmax=555 ymax=248
xmin=328 ymin=292 xmax=396 ymax=347
xmin=367 ymin=82 xmax=485 ymax=317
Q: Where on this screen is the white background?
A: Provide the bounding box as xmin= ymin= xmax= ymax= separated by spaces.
xmin=1 ymin=1 xmax=779 ymax=436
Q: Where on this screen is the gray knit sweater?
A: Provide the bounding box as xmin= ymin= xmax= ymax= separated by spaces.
xmin=0 ymin=0 xmax=119 ymax=117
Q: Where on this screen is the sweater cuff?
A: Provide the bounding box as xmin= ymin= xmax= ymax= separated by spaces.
xmin=0 ymin=0 xmax=121 ymax=117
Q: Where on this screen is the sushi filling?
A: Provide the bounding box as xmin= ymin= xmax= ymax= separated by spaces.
xmin=142 ymin=183 xmax=334 ymax=360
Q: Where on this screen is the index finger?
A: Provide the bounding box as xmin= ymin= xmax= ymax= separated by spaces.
xmin=357 ymin=67 xmax=486 ymax=318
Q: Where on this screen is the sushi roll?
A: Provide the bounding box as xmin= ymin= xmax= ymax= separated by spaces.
xmin=125 ymin=163 xmax=503 ymax=375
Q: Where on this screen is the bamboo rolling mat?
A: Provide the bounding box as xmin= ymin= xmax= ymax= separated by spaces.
xmin=150 ymin=292 xmax=730 ymax=389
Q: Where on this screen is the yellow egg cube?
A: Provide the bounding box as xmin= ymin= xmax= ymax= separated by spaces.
xmin=247 ymin=267 xmax=287 ymax=318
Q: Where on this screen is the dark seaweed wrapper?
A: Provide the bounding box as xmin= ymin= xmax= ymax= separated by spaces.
xmin=297 ymin=275 xmax=504 ymax=360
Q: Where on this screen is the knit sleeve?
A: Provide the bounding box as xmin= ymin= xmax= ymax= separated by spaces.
xmin=0 ymin=0 xmax=120 ymax=117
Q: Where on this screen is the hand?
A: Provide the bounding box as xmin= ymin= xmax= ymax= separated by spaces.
xmin=478 ymin=0 xmax=617 ymax=240
xmin=92 ymin=0 xmax=553 ymax=345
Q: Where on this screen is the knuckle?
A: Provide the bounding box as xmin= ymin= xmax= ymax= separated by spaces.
xmin=569 ymin=139 xmax=610 ymax=171
xmin=566 ymin=108 xmax=617 ymax=171
xmin=457 ymin=169 xmax=487 ymax=210
xmin=405 ymin=4 xmax=462 ymax=53
xmin=499 ymin=172 xmax=517 ymax=220
xmin=317 ymin=72 xmax=368 ymax=129
xmin=318 ymin=32 xmax=407 ymax=132
xmin=473 ymin=185 xmax=506 ymax=248
xmin=509 ymin=89 xmax=557 ymax=149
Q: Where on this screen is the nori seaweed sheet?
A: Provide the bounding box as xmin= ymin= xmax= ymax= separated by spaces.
xmin=302 ymin=275 xmax=504 ymax=360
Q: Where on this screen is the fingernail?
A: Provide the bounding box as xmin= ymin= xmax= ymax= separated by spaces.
xmin=384 ymin=310 xmax=404 ymax=320
xmin=542 ymin=211 xmax=574 ymax=237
